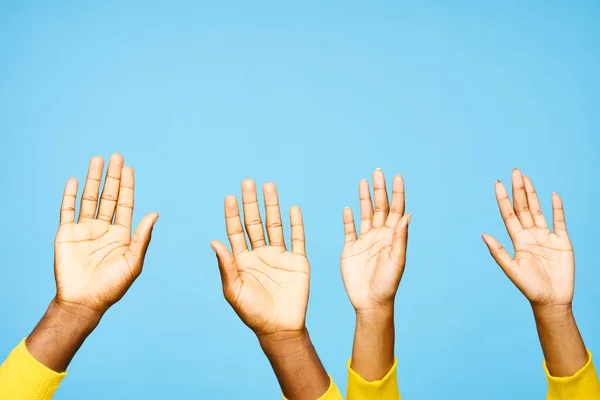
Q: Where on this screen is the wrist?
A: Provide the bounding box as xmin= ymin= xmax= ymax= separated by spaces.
xmin=355 ymin=304 xmax=395 ymax=326
xmin=46 ymin=298 xmax=103 ymax=335
xmin=532 ymin=303 xmax=574 ymax=324
xmin=258 ymin=328 xmax=312 ymax=359
xmin=25 ymin=298 xmax=102 ymax=372
xmin=351 ymin=305 xmax=396 ymax=381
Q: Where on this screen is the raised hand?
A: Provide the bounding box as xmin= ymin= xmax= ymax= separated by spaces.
xmin=482 ymin=169 xmax=574 ymax=307
xmin=54 ymin=154 xmax=159 ymax=319
xmin=211 ymin=179 xmax=310 ymax=337
xmin=341 ymin=169 xmax=411 ymax=312
xmin=211 ymin=180 xmax=334 ymax=399
xmin=25 ymin=154 xmax=158 ymax=373
xmin=482 ymin=169 xmax=590 ymax=379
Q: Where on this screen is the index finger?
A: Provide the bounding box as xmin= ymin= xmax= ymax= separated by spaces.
xmin=496 ymin=180 xmax=523 ymax=241
xmin=225 ymin=195 xmax=248 ymax=256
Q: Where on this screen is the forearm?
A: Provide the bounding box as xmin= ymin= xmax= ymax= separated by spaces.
xmin=351 ymin=306 xmax=395 ymax=381
xmin=533 ymin=304 xmax=588 ymax=377
xmin=25 ymin=298 xmax=101 ymax=372
xmin=259 ymin=329 xmax=331 ymax=400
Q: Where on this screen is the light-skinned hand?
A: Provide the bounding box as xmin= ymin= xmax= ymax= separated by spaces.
xmin=211 ymin=179 xmax=309 ymax=338
xmin=341 ymin=169 xmax=411 ymax=312
xmin=482 ymin=169 xmax=574 ymax=307
xmin=54 ymin=154 xmax=159 ymax=320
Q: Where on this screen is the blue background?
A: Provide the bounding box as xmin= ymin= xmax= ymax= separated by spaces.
xmin=0 ymin=1 xmax=599 ymax=399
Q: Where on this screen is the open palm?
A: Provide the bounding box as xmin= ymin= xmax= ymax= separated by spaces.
xmin=341 ymin=170 xmax=411 ymax=311
xmin=54 ymin=154 xmax=158 ymax=317
xmin=211 ymin=180 xmax=309 ymax=336
xmin=483 ymin=169 xmax=574 ymax=306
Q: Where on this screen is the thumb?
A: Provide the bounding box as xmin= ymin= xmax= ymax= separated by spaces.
xmin=481 ymin=234 xmax=515 ymax=279
xmin=390 ymin=213 xmax=411 ymax=264
xmin=210 ymin=240 xmax=240 ymax=298
xmin=128 ymin=212 xmax=159 ymax=273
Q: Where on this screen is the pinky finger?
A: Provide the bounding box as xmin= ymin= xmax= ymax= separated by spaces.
xmin=290 ymin=206 xmax=306 ymax=256
xmin=60 ymin=178 xmax=78 ymax=225
xmin=552 ymin=193 xmax=568 ymax=236
xmin=343 ymin=207 xmax=357 ymax=244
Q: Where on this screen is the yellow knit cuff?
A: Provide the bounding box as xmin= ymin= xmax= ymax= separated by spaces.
xmin=0 ymin=339 xmax=66 ymax=400
xmin=544 ymin=349 xmax=600 ymax=400
xmin=347 ymin=358 xmax=400 ymax=400
xmin=282 ymin=375 xmax=343 ymax=400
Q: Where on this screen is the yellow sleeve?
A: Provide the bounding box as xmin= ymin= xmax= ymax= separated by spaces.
xmin=346 ymin=358 xmax=400 ymax=400
xmin=545 ymin=350 xmax=600 ymax=400
xmin=0 ymin=339 xmax=66 ymax=400
xmin=282 ymin=376 xmax=343 ymax=400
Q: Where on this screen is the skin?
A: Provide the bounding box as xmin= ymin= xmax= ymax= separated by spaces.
xmin=211 ymin=180 xmax=330 ymax=400
xmin=25 ymin=154 xmax=159 ymax=372
xmin=341 ymin=169 xmax=411 ymax=381
xmin=482 ymin=168 xmax=587 ymax=377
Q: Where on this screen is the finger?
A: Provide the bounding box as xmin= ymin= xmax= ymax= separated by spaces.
xmin=60 ymin=178 xmax=78 ymax=226
xmin=512 ymin=169 xmax=534 ymax=229
xmin=385 ymin=174 xmax=405 ymax=228
xmin=242 ymin=179 xmax=266 ymax=249
xmin=127 ymin=212 xmax=159 ymax=275
xmin=495 ymin=181 xmax=523 ymax=241
xmin=343 ymin=207 xmax=357 ymax=244
xmin=290 ymin=206 xmax=306 ymax=256
xmin=78 ymin=156 xmax=104 ymax=222
xmin=211 ymin=240 xmax=241 ymax=299
xmin=523 ymin=176 xmax=548 ymax=229
xmin=390 ymin=213 xmax=411 ymax=264
xmin=263 ymin=182 xmax=285 ymax=248
xmin=97 ymin=153 xmax=124 ymax=223
xmin=372 ymin=169 xmax=389 ymax=229
xmin=224 ymin=195 xmax=248 ymax=256
xmin=552 ymin=192 xmax=568 ymax=236
xmin=114 ymin=166 xmax=134 ymax=230
xmin=359 ymin=179 xmax=373 ymax=234
xmin=482 ymin=234 xmax=515 ymax=278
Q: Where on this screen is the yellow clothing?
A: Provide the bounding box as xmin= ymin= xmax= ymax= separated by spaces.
xmin=346 ymin=358 xmax=400 ymax=400
xmin=282 ymin=376 xmax=343 ymax=399
xmin=4 ymin=338 xmax=597 ymax=400
xmin=546 ymin=350 xmax=600 ymax=400
xmin=0 ymin=339 xmax=65 ymax=400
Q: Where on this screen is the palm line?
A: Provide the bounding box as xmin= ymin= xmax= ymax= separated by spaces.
xmin=92 ymin=244 xmax=129 ymax=271
xmin=55 ymin=226 xmax=114 ymax=244
xmin=88 ymin=239 xmax=127 ymax=257
xmin=253 ymin=252 xmax=308 ymax=275
xmin=239 ymin=272 xmax=272 ymax=302
xmin=244 ymin=265 xmax=284 ymax=289
xmin=342 ymin=238 xmax=381 ymax=260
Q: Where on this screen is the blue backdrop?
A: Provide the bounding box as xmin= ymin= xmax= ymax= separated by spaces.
xmin=0 ymin=1 xmax=598 ymax=399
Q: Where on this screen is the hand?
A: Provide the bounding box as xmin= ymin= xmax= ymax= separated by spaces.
xmin=54 ymin=154 xmax=159 ymax=320
xmin=211 ymin=179 xmax=310 ymax=338
xmin=341 ymin=169 xmax=411 ymax=312
xmin=482 ymin=169 xmax=574 ymax=307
